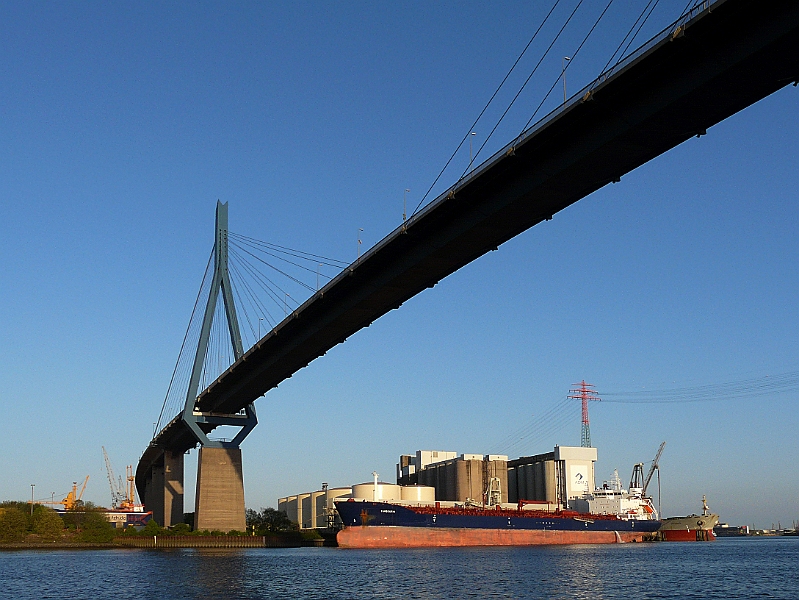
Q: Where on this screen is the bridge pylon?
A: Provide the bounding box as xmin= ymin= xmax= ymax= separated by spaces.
xmin=182 ymin=200 xmax=256 ymax=532
xmin=141 ymin=201 xmax=257 ymax=531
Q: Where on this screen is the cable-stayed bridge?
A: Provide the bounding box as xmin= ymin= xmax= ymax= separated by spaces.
xmin=136 ymin=0 xmax=799 ymax=530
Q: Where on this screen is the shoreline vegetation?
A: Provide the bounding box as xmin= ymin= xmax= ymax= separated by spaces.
xmin=0 ymin=502 xmax=333 ymax=550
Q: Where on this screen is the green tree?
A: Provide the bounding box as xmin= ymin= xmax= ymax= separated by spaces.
xmin=0 ymin=507 xmax=29 ymax=542
xmin=77 ymin=510 xmax=114 ymax=543
xmin=141 ymin=518 xmax=163 ymax=536
xmin=246 ymin=507 xmax=293 ymax=534
xmin=171 ymin=522 xmax=191 ymax=535
xmin=33 ymin=507 xmax=64 ymax=541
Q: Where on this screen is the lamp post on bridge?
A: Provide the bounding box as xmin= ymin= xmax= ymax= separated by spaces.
xmin=562 ymin=56 xmax=571 ymax=104
xmin=258 ymin=317 xmax=264 ymax=340
xmin=469 ymin=132 xmax=476 ymax=172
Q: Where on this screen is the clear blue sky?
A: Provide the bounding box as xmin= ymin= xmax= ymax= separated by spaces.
xmin=1 ymin=1 xmax=796 ymax=529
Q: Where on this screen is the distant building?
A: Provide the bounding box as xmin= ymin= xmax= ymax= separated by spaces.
xmin=399 ymin=445 xmax=597 ymax=510
xmin=277 ymin=486 xmax=351 ymax=530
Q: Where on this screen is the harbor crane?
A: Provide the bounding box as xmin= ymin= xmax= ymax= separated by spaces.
xmin=102 ymin=446 xmax=141 ymax=510
xmin=102 ymin=446 xmax=126 ymax=509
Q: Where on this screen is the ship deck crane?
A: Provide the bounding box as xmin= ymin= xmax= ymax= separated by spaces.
xmin=642 ymin=442 xmax=666 ymax=498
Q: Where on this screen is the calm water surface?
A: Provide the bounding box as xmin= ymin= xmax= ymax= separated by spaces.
xmin=1 ymin=537 xmax=796 ymax=599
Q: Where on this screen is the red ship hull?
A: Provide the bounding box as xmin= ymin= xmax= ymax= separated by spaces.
xmin=660 ymin=528 xmax=716 ymax=542
xmin=337 ymin=526 xmax=648 ymax=548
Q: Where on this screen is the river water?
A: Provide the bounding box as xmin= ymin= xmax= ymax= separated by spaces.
xmin=1 ymin=537 xmax=796 ymax=599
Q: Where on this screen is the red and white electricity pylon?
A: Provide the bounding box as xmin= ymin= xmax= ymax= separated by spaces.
xmin=567 ymin=381 xmax=601 ymax=448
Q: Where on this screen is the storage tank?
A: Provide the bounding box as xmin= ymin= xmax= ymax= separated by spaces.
xmin=352 ymin=482 xmax=402 ymax=501
xmin=400 ymin=485 xmax=436 ymax=502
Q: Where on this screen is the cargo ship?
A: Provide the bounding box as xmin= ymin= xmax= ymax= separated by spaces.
xmin=657 ymin=496 xmax=719 ymax=541
xmin=335 ymin=474 xmax=660 ymax=548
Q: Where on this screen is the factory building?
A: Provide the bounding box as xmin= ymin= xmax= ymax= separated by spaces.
xmin=508 ymin=446 xmax=597 ymax=511
xmin=399 ymin=445 xmax=597 ymax=510
xmin=397 ymin=450 xmax=509 ymax=504
xmin=396 ymin=450 xmax=458 ymax=484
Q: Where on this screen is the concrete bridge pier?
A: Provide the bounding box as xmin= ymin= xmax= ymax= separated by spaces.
xmin=144 ymin=450 xmax=184 ymax=528
xmin=194 ymin=447 xmax=246 ymax=532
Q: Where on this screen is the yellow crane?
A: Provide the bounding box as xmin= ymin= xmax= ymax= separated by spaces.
xmin=120 ymin=465 xmax=138 ymax=511
xmin=39 ymin=476 xmax=90 ymax=510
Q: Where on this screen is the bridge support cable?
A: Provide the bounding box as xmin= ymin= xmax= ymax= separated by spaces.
xmin=227 ymin=260 xmax=278 ymax=335
xmin=455 ymin=0 xmax=589 ymax=187
xmin=421 ymin=0 xmax=721 ymax=226
xmin=409 ymin=0 xmax=565 ymax=218
xmin=228 ymin=232 xmax=347 ymax=270
xmin=515 ymin=0 xmax=616 ymax=140
xmin=154 ymin=250 xmax=213 ymax=435
xmin=598 ymin=0 xmax=662 ymax=79
xmin=224 ymin=233 xmax=348 ymax=350
xmin=228 ymin=256 xmax=285 ymax=328
xmin=153 ymin=204 xmax=349 ymax=441
xmin=413 ymin=0 xmax=630 ymax=217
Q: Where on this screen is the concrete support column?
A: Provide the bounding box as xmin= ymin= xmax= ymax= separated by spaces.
xmin=150 ymin=463 xmax=165 ymax=526
xmin=144 ymin=450 xmax=184 ymax=528
xmin=194 ymin=447 xmax=246 ymax=532
xmin=142 ymin=468 xmax=154 ymax=519
xmin=163 ymin=450 xmax=184 ymax=527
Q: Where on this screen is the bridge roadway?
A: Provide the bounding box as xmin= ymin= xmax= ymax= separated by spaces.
xmin=138 ymin=0 xmax=799 ymax=489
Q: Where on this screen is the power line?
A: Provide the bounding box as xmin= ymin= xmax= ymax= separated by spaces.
xmin=601 ymin=371 xmax=799 ymax=404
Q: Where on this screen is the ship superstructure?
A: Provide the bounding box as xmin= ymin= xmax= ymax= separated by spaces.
xmin=588 ymin=469 xmax=658 ymax=521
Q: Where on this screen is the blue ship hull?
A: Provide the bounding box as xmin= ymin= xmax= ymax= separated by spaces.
xmin=336 ymin=501 xmax=660 ymax=532
xmin=335 ymin=501 xmax=660 ymax=547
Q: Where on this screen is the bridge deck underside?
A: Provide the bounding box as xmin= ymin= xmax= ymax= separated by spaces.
xmin=138 ymin=0 xmax=799 ymax=493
